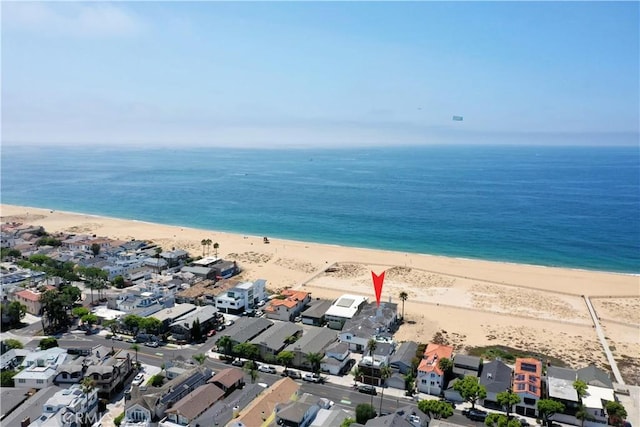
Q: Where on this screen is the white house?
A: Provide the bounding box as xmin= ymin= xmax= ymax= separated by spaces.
xmin=14 ymin=347 xmax=68 ymax=389
xmin=28 ymin=384 xmax=99 ymax=427
xmin=215 ymin=280 xmax=267 ymax=314
xmin=416 ymin=343 xmax=453 ymax=396
xmin=582 ymin=385 xmax=615 ymax=426
xmin=320 ymin=342 xmax=352 ymax=375
xmin=324 ymin=294 xmax=368 ymax=330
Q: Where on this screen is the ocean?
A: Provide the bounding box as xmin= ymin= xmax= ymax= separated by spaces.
xmin=1 ymin=144 xmax=638 ymax=274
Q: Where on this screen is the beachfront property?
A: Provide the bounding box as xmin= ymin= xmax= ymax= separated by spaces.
xmin=513 ymin=357 xmax=542 ymax=417
xmin=546 ymin=366 xmax=582 ymax=425
xmin=480 ymin=359 xmax=514 ymax=409
xmin=338 ymin=301 xmax=398 ymax=352
xmin=324 ymin=294 xmax=368 ymax=330
xmin=300 ymin=299 xmax=333 ymax=326
xmin=191 ymin=256 xmax=240 ymax=279
xmin=26 ymin=383 xmax=99 ymax=427
xmin=215 ymin=279 xmax=268 ymax=314
xmin=264 ymin=289 xmax=311 ymax=321
xmin=249 ymin=321 xmax=303 ymax=360
xmin=416 ymin=343 xmax=454 ymax=396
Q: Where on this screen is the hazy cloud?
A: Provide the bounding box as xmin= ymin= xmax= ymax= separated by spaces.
xmin=2 ymin=2 xmax=143 ymax=37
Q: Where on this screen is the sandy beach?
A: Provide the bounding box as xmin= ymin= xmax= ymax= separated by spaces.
xmin=2 ymin=204 xmax=639 ymax=384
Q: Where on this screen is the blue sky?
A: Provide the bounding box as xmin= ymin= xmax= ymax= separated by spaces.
xmin=2 ymin=1 xmax=638 ymax=147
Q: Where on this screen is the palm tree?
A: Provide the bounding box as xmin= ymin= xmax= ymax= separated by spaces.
xmin=305 ymin=352 xmax=323 ymax=375
xmin=200 ymin=239 xmax=207 ymax=257
xmin=213 ymin=242 xmax=219 ymax=257
xmin=80 ymin=377 xmax=96 ymax=427
xmin=379 ymin=365 xmax=393 ymax=415
xmin=217 ymin=336 xmax=233 ymax=361
xmin=205 ymin=239 xmax=212 ymax=256
xmin=244 ymin=360 xmax=259 ymax=383
xmin=366 ymin=339 xmax=378 ymax=406
xmin=130 ymin=343 xmax=140 ymax=366
xmin=352 ymin=366 xmax=363 ymax=386
xmin=576 ymin=405 xmax=595 ymax=427
xmin=399 ymin=291 xmax=408 ymax=321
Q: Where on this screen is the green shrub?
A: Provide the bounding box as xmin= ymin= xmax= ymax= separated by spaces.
xmin=114 ymin=412 xmax=125 ymax=427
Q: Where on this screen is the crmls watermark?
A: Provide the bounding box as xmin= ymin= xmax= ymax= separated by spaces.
xmin=60 ymin=411 xmax=103 ymax=425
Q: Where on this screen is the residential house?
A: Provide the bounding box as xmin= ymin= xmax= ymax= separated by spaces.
xmin=208 ymin=367 xmax=246 ymax=396
xmin=546 ymin=366 xmax=581 ymax=425
xmin=151 ymin=303 xmax=197 ymax=331
xmin=513 ymin=358 xmax=542 ymax=417
xmin=27 ymin=384 xmax=99 ymax=427
xmin=300 ymin=299 xmax=333 ymax=326
xmin=191 ymin=257 xmax=239 ymax=279
xmin=324 ymin=294 xmax=368 ymax=330
xmin=250 ymin=321 xmax=303 ymax=360
xmin=264 ymin=289 xmax=311 ymax=322
xmin=217 ymin=317 xmax=274 ymax=347
xmin=480 ymin=360 xmax=513 ymax=410
xmin=12 ymin=288 xmax=44 ymax=315
xmin=416 ymin=343 xmax=454 ymax=396
xmin=275 ymin=401 xmax=320 ymax=427
xmin=229 ymin=377 xmax=300 ymax=427
xmin=358 ymin=342 xmax=395 ymax=387
xmin=85 ymin=348 xmax=133 ymax=397
xmin=160 ymin=383 xmax=225 ymax=427
xmin=215 ymin=280 xmax=268 ymax=314
xmin=0 ymin=348 xmax=29 ymax=371
xmin=582 ymin=385 xmax=615 ymax=426
xmin=169 ymin=305 xmax=220 ymax=342
xmin=14 ymin=348 xmax=68 ymax=389
xmin=179 ymin=266 xmax=216 ymax=281
xmin=159 ymin=249 xmax=189 ymax=268
xmin=284 ymin=327 xmax=338 ymax=370
xmin=339 ymin=302 xmax=398 ymax=352
xmin=389 ymin=341 xmax=418 ymax=375
xmin=452 ymin=354 xmax=482 ymax=378
xmin=320 ymin=342 xmax=352 ymax=375
xmin=577 ymin=364 xmax=614 ymax=389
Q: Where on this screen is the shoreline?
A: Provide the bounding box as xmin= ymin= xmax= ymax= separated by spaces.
xmin=1 ymin=204 xmax=637 ymax=277
xmin=2 ymin=203 xmax=639 ymax=384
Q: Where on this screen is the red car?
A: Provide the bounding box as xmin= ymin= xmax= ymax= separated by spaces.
xmin=207 ymin=329 xmax=216 ymax=337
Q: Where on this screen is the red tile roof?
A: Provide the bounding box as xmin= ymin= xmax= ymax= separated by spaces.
xmin=418 ymin=343 xmax=454 ymax=376
xmin=15 ymin=289 xmax=41 ymax=302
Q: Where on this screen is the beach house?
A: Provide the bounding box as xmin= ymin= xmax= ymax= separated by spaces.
xmin=417 ymin=343 xmax=454 ymax=396
xmin=324 ymin=294 xmax=368 ymax=330
xmin=513 ymin=358 xmax=542 ymax=417
xmin=264 ymin=289 xmax=311 ymax=321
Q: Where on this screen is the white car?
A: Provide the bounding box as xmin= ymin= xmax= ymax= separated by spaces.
xmin=132 ymin=373 xmax=144 ymax=386
xmin=303 ymin=373 xmax=322 ymax=383
xmin=258 ymin=365 xmax=277 ymax=374
xmin=257 ymin=300 xmax=266 ymax=307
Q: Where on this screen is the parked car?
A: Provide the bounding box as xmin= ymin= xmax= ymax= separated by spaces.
xmin=255 ymin=310 xmax=264 ymax=317
xmin=519 ymin=418 xmax=530 ymax=427
xmin=293 ymin=316 xmax=302 ymax=323
xmin=216 ymin=324 xmax=225 ymax=331
xmin=358 ymin=384 xmax=377 ymax=395
xmin=144 ymin=341 xmax=159 ymax=348
xmin=284 ymin=370 xmax=301 ymax=379
xmin=132 ymin=373 xmax=144 ymax=386
xmin=125 ymin=338 xmax=136 ymax=343
xmin=258 ymin=364 xmax=277 ymax=374
xmin=111 ymin=335 xmax=123 ymax=341
xmin=207 ymin=329 xmax=216 ymax=337
xmin=257 ymin=300 xmax=266 ymax=307
xmin=467 ymin=409 xmax=488 ymax=421
xmin=225 ymin=320 xmax=234 ymax=327
xmin=303 ymin=373 xmax=322 ymax=383
xmin=231 ymin=359 xmax=244 ymax=367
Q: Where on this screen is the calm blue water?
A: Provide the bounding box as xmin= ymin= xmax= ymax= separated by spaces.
xmin=1 ymin=145 xmax=639 ymax=273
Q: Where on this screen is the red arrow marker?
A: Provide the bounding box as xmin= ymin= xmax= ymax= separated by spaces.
xmin=371 ymin=271 xmax=385 ymax=307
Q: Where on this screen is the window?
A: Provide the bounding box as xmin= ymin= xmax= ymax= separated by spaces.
xmin=421 ymin=379 xmax=427 ymax=384
xmin=430 ymin=381 xmax=436 ymax=386
xmin=18 ymin=379 xmax=26 ymax=383
xmin=524 ymin=398 xmax=536 ymax=406
xmin=517 ymin=383 xmax=526 ymax=391
xmin=36 ymin=379 xmax=44 ymax=384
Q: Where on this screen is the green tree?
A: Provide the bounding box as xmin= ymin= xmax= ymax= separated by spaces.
xmin=340 ymin=417 xmax=355 ymax=427
xmin=213 ymin=242 xmax=219 ymax=257
xmin=217 ymin=336 xmax=234 ymax=360
xmin=365 ymin=338 xmax=378 ymax=406
xmin=1 ymin=248 xmax=22 ymax=260
xmin=39 ymin=337 xmax=59 ymax=350
xmin=378 ymin=365 xmax=393 ymax=414
xmin=114 ymin=412 xmax=125 ymax=427
xmin=3 ymin=301 xmax=26 ymax=326
xmin=80 ymin=266 xmax=108 ymax=305
xmin=112 ymin=275 xmax=125 ymax=289
xmin=454 ymin=375 xmax=487 ymax=409
xmin=201 ymin=239 xmax=207 ymax=257
xmin=404 ymin=372 xmax=415 ymax=395
xmin=72 ymin=307 xmax=90 ymax=318
xmin=355 ymin=403 xmax=377 ymax=424
xmin=604 ymin=401 xmax=627 ymax=427
xmin=485 ymin=413 xmax=522 ymax=427
xmin=149 ymin=374 xmax=165 ymax=387
xmin=4 ymin=338 xmax=23 ymax=349
xmin=81 ymin=313 xmax=98 ymax=326
xmin=573 ymin=379 xmax=588 ymax=401
xmin=61 ymin=285 xmax=82 ymax=305
xmin=192 ymin=353 xmax=206 ymax=365
xmin=305 ymin=352 xmax=323 ymax=375
xmin=1 ymin=370 xmax=17 ymax=387
xmin=123 ymin=314 xmax=142 ymax=333
xmin=244 ymin=360 xmax=259 ymax=383
xmin=139 ymin=317 xmax=163 ymax=336
xmin=496 ymin=390 xmax=521 ymax=420
xmin=351 ymin=366 xmax=363 ymax=385
xmin=204 ymin=239 xmax=212 ymax=256
xmin=191 ymin=318 xmax=202 ymax=343
xmin=276 ymin=350 xmax=295 ymax=373
xmin=130 ymin=343 xmax=140 ymax=365
xmin=537 ymin=399 xmax=565 ymax=427
xmin=91 ymin=243 xmax=101 ymax=256
xmin=418 ymin=399 xmax=454 ymax=419
xmin=40 ymin=289 xmax=73 ymax=332
xmin=438 ymin=357 xmax=453 ymax=377
xmin=399 ymin=291 xmax=408 ymax=320
xmin=233 ymin=342 xmax=259 ymax=361
xmin=80 ymin=377 xmax=96 ymax=427
xmin=575 ymin=405 xmax=595 ymax=427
